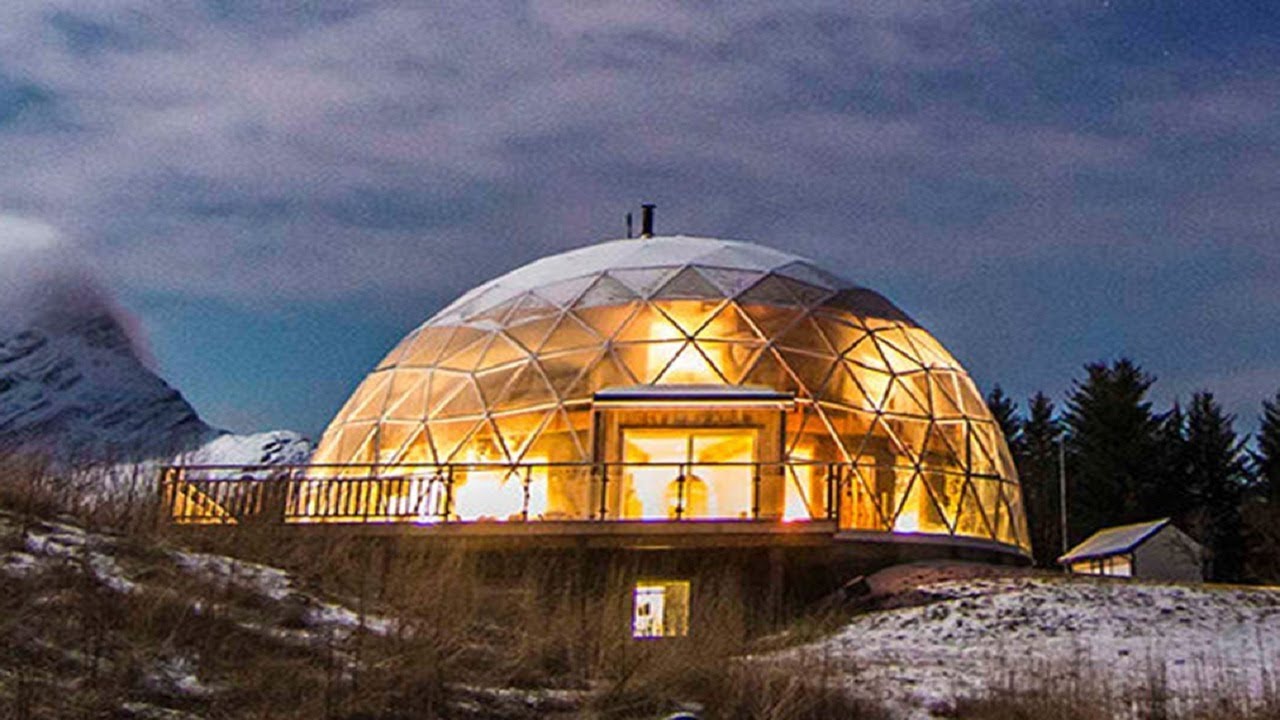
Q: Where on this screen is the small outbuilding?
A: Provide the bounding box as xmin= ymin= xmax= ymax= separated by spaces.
xmin=1059 ymin=518 xmax=1206 ymax=582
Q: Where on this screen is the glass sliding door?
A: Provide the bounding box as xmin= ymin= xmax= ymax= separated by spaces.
xmin=620 ymin=428 xmax=757 ymax=520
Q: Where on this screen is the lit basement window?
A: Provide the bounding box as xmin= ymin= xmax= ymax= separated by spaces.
xmin=632 ymin=580 xmax=691 ymax=638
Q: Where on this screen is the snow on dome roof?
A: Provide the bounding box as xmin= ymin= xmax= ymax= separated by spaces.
xmin=433 ymin=235 xmax=857 ymax=326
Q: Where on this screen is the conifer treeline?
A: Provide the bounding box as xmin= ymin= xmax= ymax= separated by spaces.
xmin=989 ymin=359 xmax=1280 ymax=582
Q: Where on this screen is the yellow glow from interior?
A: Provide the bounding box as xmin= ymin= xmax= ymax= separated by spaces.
xmin=633 ymin=580 xmax=690 ymax=638
xmin=783 ymin=446 xmax=814 ymax=521
xmin=622 ymin=429 xmax=755 ymax=519
xmin=451 ymin=451 xmax=549 ymax=521
xmin=893 ymin=503 xmax=922 ymax=532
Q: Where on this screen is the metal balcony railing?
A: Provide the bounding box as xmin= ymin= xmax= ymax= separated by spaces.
xmin=158 ymin=461 xmax=847 ymax=527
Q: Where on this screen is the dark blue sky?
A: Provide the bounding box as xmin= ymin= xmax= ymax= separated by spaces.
xmin=0 ymin=1 xmax=1277 ymax=439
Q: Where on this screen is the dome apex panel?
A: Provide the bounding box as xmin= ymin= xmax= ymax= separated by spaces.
xmin=312 ymin=234 xmax=1030 ymax=555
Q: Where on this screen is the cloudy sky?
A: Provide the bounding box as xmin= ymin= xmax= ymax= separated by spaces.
xmin=0 ymin=1 xmax=1276 ymax=438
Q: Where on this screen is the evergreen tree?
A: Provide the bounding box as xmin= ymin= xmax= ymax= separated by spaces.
xmin=986 ymin=386 xmax=1023 ymax=456
xmin=1062 ymin=358 xmax=1163 ymax=544
xmin=1182 ymin=392 xmax=1249 ymax=582
xmin=1018 ymin=392 xmax=1063 ymax=567
xmin=1255 ymin=390 xmax=1280 ymax=502
xmin=1153 ymin=401 xmax=1192 ymax=521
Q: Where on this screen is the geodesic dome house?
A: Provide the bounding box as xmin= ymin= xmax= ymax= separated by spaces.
xmin=307 ymin=233 xmax=1030 ymax=556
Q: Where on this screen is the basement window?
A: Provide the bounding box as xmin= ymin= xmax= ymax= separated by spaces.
xmin=632 ymin=580 xmax=690 ymax=638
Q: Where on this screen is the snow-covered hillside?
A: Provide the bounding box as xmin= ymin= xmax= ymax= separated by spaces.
xmin=0 ymin=312 xmax=309 ymax=467
xmin=775 ymin=563 xmax=1280 ymax=719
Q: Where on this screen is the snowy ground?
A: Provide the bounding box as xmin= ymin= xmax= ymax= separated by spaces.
xmin=776 ymin=562 xmax=1280 ymax=719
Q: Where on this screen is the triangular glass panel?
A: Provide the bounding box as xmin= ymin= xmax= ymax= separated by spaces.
xmin=437 ymin=330 xmax=491 ymax=371
xmin=506 ymin=315 xmax=559 ymax=354
xmin=506 ymin=292 xmax=561 ymax=325
xmin=742 ymin=348 xmax=799 ymax=394
xmin=890 ymin=470 xmax=925 ymax=531
xmin=569 ymin=349 xmax=637 ymax=398
xmin=427 ymin=417 xmax=482 ymax=463
xmin=574 ymin=274 xmax=640 ymax=309
xmin=874 ymin=334 xmax=923 ymax=375
xmin=929 ymin=372 xmax=966 ymax=419
xmin=968 ymin=477 xmax=1003 ymax=541
xmin=495 ymin=362 xmax=557 ymax=411
xmin=653 ymin=266 xmax=723 ymax=300
xmin=822 ymin=362 xmax=875 ymax=411
xmin=402 ymin=326 xmax=454 ymax=368
xmin=433 ymin=378 xmax=485 ymax=419
xmin=738 ymin=302 xmax=804 ymax=338
xmin=954 ymin=478 xmax=996 ymax=540
xmin=336 ymin=422 xmax=377 ymax=465
xmin=477 ymin=333 xmax=527 ymax=370
xmin=491 ymin=410 xmax=549 ymax=461
xmin=384 ymin=370 xmax=429 ymax=421
xmin=466 ymin=418 xmax=510 ymax=462
xmin=526 ymin=408 xmax=588 ymax=463
xmin=613 ymin=341 xmax=682 ymax=385
xmin=777 ymin=349 xmax=836 ymax=398
xmin=738 ymin=274 xmax=800 ymax=306
xmin=773 ymin=261 xmax=843 ymax=291
xmin=921 ymin=423 xmax=965 ymax=474
xmin=956 ymin=376 xmax=990 ymax=419
xmin=538 ymin=313 xmax=601 ymax=353
xmin=425 ymin=371 xmax=468 ymax=419
xmin=931 ymin=470 xmax=970 ymax=531
xmin=538 ymin=348 xmax=603 ymax=400
xmin=696 ymin=302 xmax=759 ymax=342
xmin=533 ymin=275 xmax=596 ymax=308
xmin=786 ymin=405 xmax=819 ymax=457
xmin=694 ymin=266 xmax=765 ymax=298
xmin=657 ymin=341 xmax=726 ymax=384
xmin=657 ymin=299 xmax=724 ymax=337
xmin=847 ymin=464 xmax=891 ymax=530
xmin=608 ymin=267 xmax=679 ymax=298
xmin=435 ymin=326 xmax=487 ymax=365
xmin=615 ymin=303 xmax=685 ymax=342
xmin=475 ymin=365 xmax=518 ymax=407
xmin=845 ymin=334 xmax=889 ymax=372
xmin=774 ymin=315 xmax=837 ymax=355
xmin=775 ymin=276 xmax=834 ymax=307
xmin=902 ymin=327 xmax=959 ymax=370
xmin=389 ymin=424 xmax=432 ymax=465
xmin=915 ymin=471 xmax=957 ymax=533
xmin=967 ymin=420 xmax=1000 ymax=476
xmin=813 ymin=313 xmax=867 ymax=357
xmin=875 ymin=417 xmax=918 ymax=468
xmin=699 ymin=340 xmax=765 ymax=385
xmin=889 ymin=416 xmax=930 ymax=465
xmin=468 ymin=295 xmax=521 ymax=326
xmin=375 ymin=421 xmax=419 ymax=464
xmin=883 ymin=376 xmax=931 ymax=417
xmin=573 ymin=302 xmax=638 ymax=341
xmin=854 ymin=364 xmax=892 ymax=410
xmin=347 ymin=372 xmax=393 ymax=422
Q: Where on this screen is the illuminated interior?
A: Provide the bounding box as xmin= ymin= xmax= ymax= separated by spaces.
xmin=305 ymin=236 xmax=1031 ymax=553
xmin=1070 ymin=555 xmax=1134 ymax=577
xmin=620 ymin=429 xmax=756 ymax=520
xmin=633 ymin=580 xmax=691 ymax=638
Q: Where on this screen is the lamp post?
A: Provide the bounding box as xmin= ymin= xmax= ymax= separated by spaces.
xmin=1059 ymin=435 xmax=1068 ymax=556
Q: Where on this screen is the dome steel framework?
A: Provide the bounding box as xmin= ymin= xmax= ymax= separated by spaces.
xmin=308 ymin=236 xmax=1030 ymax=553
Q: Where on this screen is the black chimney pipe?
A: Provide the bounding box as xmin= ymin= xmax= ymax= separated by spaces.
xmin=640 ymin=203 xmax=655 ymax=238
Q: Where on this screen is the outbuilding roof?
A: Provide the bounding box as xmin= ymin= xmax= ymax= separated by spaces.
xmin=1058 ymin=518 xmax=1171 ymax=565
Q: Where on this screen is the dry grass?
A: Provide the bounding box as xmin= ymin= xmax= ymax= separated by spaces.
xmin=5 ymin=458 xmax=1280 ymax=719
